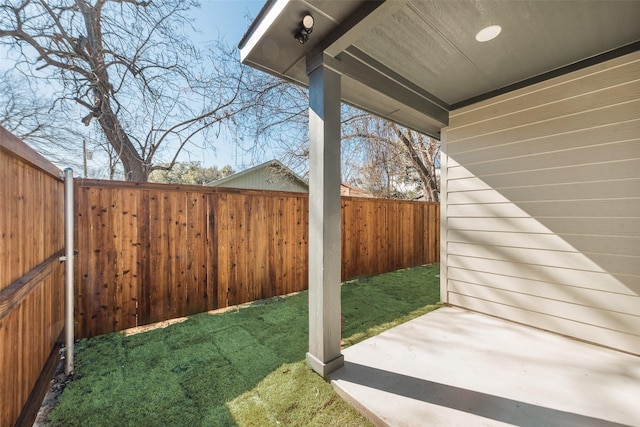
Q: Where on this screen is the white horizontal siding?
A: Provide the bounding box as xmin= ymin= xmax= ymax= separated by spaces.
xmin=448 ymin=293 xmax=640 ymax=355
xmin=450 ymin=54 xmax=640 ymax=125
xmin=448 ymin=102 xmax=640 ymax=156
xmin=447 ymin=230 xmax=639 ymax=257
xmin=441 ymin=51 xmax=640 ymax=355
xmin=449 ymin=139 xmax=639 ymax=176
xmin=448 ymin=242 xmax=640 ymax=277
xmin=446 ymin=255 xmax=639 ymax=295
xmin=447 ymin=269 xmax=639 ymax=315
xmin=449 ymin=156 xmax=640 ymax=189
xmin=448 ymin=119 xmax=640 ymax=163
xmin=447 ymin=281 xmax=640 ymax=332
xmin=447 ymin=80 xmax=640 ymax=144
xmin=449 ymin=178 xmax=640 ymax=201
xmin=447 ymin=217 xmax=639 ymax=237
xmin=448 ymin=199 xmax=640 ymax=219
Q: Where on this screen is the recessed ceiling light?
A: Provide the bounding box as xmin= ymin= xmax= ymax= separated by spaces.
xmin=475 ymin=25 xmax=502 ymax=42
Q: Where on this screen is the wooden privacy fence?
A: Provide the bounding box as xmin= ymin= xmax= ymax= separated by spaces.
xmin=341 ymin=197 xmax=439 ymax=279
xmin=74 ymin=181 xmax=309 ymax=338
xmin=0 ymin=127 xmax=66 ymax=427
xmin=74 ymin=179 xmax=439 ymax=338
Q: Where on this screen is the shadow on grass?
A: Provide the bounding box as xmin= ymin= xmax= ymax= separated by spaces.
xmin=48 ymin=265 xmax=441 ymax=426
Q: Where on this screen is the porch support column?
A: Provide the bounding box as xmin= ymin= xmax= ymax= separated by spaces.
xmin=306 ymin=58 xmax=344 ymax=376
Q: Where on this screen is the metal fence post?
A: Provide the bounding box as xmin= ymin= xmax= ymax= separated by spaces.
xmin=64 ymin=168 xmax=74 ymax=375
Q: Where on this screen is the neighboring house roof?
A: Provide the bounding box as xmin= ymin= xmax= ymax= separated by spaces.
xmin=208 ymin=160 xmax=309 ymax=193
xmin=340 ymin=183 xmax=373 ymax=198
xmin=209 ymin=160 xmax=374 ymax=197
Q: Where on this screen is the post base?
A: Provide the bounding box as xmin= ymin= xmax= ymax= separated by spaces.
xmin=306 ymin=352 xmax=344 ymax=377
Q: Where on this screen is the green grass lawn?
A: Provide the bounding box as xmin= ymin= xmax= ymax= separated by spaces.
xmin=49 ymin=265 xmax=441 ymax=426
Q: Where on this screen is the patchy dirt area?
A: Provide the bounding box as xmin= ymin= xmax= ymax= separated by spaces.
xmin=33 ymin=361 xmax=72 ymax=426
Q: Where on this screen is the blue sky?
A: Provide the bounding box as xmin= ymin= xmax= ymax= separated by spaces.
xmin=192 ymin=1 xmax=264 ymax=47
xmin=183 ymin=0 xmax=268 ymax=171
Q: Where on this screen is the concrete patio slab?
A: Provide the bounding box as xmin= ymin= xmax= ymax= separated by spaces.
xmin=330 ymin=306 xmax=640 ymax=427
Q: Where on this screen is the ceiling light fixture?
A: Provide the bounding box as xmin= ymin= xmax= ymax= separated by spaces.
xmin=294 ymin=14 xmax=314 ymax=44
xmin=475 ymin=25 xmax=502 ymax=42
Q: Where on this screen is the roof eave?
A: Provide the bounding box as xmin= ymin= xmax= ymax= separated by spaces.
xmin=239 ymin=0 xmax=289 ymax=63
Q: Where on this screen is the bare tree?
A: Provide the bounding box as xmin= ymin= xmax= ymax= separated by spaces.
xmin=148 ymin=161 xmax=233 ymax=185
xmin=235 ymin=69 xmax=440 ymax=200
xmin=389 ymin=123 xmax=440 ymax=201
xmin=341 ymin=114 xmax=440 ymax=201
xmin=233 ymin=69 xmax=311 ymax=173
xmin=342 ymin=114 xmax=402 ymax=198
xmin=0 ymin=0 xmax=245 ymax=181
xmin=0 ymin=69 xmax=85 ymax=168
xmin=234 ymin=72 xmax=375 ymax=182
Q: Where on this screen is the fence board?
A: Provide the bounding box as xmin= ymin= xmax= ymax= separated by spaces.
xmin=0 ymin=251 xmax=64 ymax=321
xmin=1 ymin=127 xmax=64 ymax=427
xmin=0 ymin=127 xmax=62 ymax=179
xmin=74 ymin=180 xmax=439 ymax=338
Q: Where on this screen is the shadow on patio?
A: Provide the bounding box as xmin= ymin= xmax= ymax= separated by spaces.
xmin=331 ymin=307 xmax=640 ymax=427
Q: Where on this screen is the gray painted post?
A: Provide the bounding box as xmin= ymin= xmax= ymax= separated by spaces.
xmin=64 ymin=168 xmax=74 ymax=375
xmin=305 ymin=61 xmax=344 ymax=376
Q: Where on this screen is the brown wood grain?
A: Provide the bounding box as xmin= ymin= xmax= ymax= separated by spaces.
xmin=0 ymin=250 xmax=64 ymax=321
xmin=0 ymin=126 xmax=63 ymax=180
xmin=73 ymin=180 xmax=440 ymax=339
xmin=14 ymin=332 xmax=63 ymax=427
xmin=1 ymin=129 xmax=65 ymax=427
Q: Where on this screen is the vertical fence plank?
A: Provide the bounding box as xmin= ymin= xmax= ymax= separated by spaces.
xmin=273 ymin=196 xmax=284 ymax=295
xmin=255 ymin=196 xmax=270 ymax=300
xmin=74 ymin=183 xmax=86 ymax=338
xmin=104 ymin=187 xmax=117 ymax=334
xmin=174 ymin=191 xmax=188 ymax=319
xmin=282 ymin=196 xmax=294 ymax=296
xmin=150 ymin=191 xmax=167 ymax=322
xmin=206 ymin=193 xmax=218 ymax=311
xmin=187 ymin=192 xmax=206 ymax=315
xmin=244 ymin=195 xmax=257 ymax=302
xmin=122 ymin=188 xmax=140 ymax=330
xmin=295 ymin=196 xmax=308 ymax=291
xmin=137 ymin=190 xmax=151 ymax=325
xmin=228 ymin=194 xmax=243 ymax=306
xmin=266 ymin=195 xmax=277 ymax=297
xmin=216 ymin=192 xmax=230 ymax=308
xmin=0 ymin=155 xmax=7 ymax=290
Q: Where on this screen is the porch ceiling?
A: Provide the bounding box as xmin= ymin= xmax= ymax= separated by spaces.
xmin=239 ymin=0 xmax=640 ymax=138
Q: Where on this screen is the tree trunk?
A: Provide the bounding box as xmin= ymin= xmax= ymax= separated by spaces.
xmin=77 ymin=0 xmax=148 ymax=181
xmin=392 ymin=125 xmax=439 ymax=201
xmin=96 ymin=104 xmax=147 ymax=181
